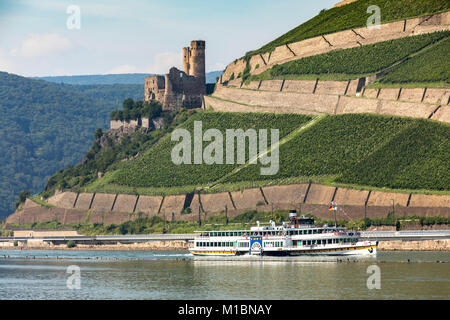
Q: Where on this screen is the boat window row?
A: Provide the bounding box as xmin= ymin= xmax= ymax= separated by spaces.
xmin=196 ymin=241 xmax=235 ymax=247
xmin=206 ymin=229 xmax=333 ymax=237
xmin=263 ymin=241 xmax=283 ymax=248
xmin=288 ymin=229 xmax=329 ymax=235
xmin=295 ymin=238 xmax=358 ymax=246
xmin=207 ymin=231 xmax=285 ymax=237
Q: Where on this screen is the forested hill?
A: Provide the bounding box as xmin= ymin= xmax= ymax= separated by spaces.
xmin=34 ymin=71 xmax=224 ymax=85
xmin=0 ymin=71 xmax=144 ymax=219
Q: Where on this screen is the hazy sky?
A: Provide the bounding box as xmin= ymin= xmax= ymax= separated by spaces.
xmin=0 ymin=0 xmax=337 ymax=77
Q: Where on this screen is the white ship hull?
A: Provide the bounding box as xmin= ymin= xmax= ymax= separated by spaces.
xmin=189 ymin=242 xmax=378 ymax=257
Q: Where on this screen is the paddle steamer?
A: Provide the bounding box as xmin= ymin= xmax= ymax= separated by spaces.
xmin=189 ymin=211 xmax=377 ymax=256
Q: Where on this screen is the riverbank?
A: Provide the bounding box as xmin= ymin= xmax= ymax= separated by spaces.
xmin=0 ymin=240 xmax=189 ymax=251
xmin=1 ymin=239 xmax=450 ymax=251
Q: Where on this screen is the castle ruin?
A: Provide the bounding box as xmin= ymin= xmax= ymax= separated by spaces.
xmin=145 ymin=40 xmax=206 ymax=110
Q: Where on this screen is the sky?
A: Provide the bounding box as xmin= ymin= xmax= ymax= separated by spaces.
xmin=0 ymin=0 xmax=337 ymax=77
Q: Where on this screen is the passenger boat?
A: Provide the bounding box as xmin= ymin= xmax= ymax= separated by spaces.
xmin=189 ymin=211 xmax=377 ymax=256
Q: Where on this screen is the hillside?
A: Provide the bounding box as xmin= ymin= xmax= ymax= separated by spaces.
xmin=60 ymin=112 xmax=449 ymax=195
xmin=0 ymin=72 xmax=144 ymax=219
xmin=250 ymin=31 xmax=450 ymax=86
xmin=246 ymin=0 xmax=450 ymax=58
xmin=6 ymin=1 xmax=450 ymax=227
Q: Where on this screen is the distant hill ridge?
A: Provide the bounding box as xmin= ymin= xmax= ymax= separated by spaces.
xmin=34 ymin=71 xmax=223 ymax=85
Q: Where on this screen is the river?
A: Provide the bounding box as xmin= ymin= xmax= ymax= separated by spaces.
xmin=0 ymin=250 xmax=449 ymax=300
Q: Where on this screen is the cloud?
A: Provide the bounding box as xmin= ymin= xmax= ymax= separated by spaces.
xmin=145 ymin=51 xmax=180 ymax=74
xmin=10 ymin=33 xmax=72 ymax=58
xmin=107 ymin=64 xmax=138 ymax=74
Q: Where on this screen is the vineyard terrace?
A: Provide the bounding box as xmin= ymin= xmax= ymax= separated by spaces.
xmin=171 ymin=121 xmax=279 ymax=175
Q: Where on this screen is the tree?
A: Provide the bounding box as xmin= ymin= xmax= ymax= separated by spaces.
xmin=94 ymin=128 xmax=103 ymax=140
xmin=15 ymin=190 xmax=30 ymax=209
xmin=123 ymin=98 xmax=134 ymax=110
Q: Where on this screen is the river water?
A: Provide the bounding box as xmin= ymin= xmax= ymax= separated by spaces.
xmin=0 ymin=250 xmax=449 ymax=300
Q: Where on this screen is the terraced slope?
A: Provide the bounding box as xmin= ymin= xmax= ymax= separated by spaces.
xmin=93 ymin=112 xmax=313 ymax=190
xmin=377 ymin=37 xmax=450 ymax=87
xmin=250 ymin=31 xmax=450 ymax=82
xmin=82 ymin=112 xmax=450 ymax=195
xmin=224 ymin=114 xmax=450 ymax=191
xmin=246 ymin=0 xmax=450 ymax=58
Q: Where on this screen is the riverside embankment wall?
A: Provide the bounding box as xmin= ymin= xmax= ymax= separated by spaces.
xmin=220 ymin=11 xmax=450 ymax=83
xmin=7 ymin=185 xmax=450 ymax=226
xmin=206 ymin=82 xmax=449 ymax=122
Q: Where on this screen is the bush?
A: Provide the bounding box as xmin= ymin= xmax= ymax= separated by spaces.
xmin=15 ymin=190 xmax=30 ymax=209
xmin=66 ymin=240 xmax=76 ymax=248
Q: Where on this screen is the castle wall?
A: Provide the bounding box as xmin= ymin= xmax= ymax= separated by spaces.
xmin=145 ymin=41 xmax=206 ymax=110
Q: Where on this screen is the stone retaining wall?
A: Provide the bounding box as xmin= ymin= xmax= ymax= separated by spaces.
xmin=7 ymin=185 xmax=450 ymax=225
xmin=74 ymin=193 xmax=94 ymax=210
xmin=47 ymin=192 xmax=78 ymax=208
xmin=210 ymin=85 xmax=448 ymax=122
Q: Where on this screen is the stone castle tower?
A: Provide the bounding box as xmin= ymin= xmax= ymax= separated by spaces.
xmin=145 ymin=40 xmax=206 ymax=110
xmin=183 ymin=40 xmax=206 ymax=93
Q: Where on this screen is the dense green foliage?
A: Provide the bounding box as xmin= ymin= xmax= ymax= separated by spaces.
xmin=64 ymin=84 xmax=144 ymax=104
xmin=251 ymin=32 xmax=449 ymax=80
xmin=110 ymin=98 xmax=162 ymax=121
xmin=378 ymin=37 xmax=450 ymax=85
xmin=0 ymin=72 xmax=144 ymax=218
xmin=225 ymin=114 xmax=450 ymax=191
xmin=43 ymin=109 xmax=192 ymax=197
xmin=14 ymin=190 xmax=30 ymax=209
xmin=246 ymin=0 xmax=450 ymax=57
xmin=66 ymin=240 xmax=76 ymax=248
xmin=336 ymin=119 xmax=450 ymax=190
xmin=110 ymin=112 xmax=312 ymax=188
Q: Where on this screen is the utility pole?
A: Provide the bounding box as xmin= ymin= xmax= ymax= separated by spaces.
xmin=225 ymin=205 xmax=228 ymax=225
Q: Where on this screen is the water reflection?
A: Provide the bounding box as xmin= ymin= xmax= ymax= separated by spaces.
xmin=0 ymin=250 xmax=449 ymax=300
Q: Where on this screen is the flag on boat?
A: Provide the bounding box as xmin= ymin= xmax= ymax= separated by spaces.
xmin=329 ymin=201 xmax=337 ymax=213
